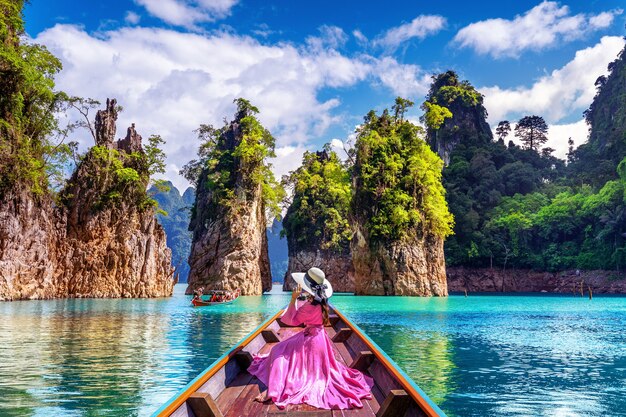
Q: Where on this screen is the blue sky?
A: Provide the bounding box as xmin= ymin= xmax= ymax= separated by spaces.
xmin=25 ymin=0 xmax=626 ymax=190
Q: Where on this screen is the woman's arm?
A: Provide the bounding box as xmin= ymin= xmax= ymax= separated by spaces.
xmin=280 ymin=285 xmax=303 ymax=326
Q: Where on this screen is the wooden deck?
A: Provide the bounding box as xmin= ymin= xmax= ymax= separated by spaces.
xmin=157 ymin=307 xmax=444 ymax=417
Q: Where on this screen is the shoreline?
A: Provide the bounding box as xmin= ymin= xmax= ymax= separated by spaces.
xmin=447 ymin=266 xmax=626 ymax=294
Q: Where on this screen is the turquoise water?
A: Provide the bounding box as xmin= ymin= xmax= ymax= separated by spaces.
xmin=1 ymin=285 xmax=626 ymax=416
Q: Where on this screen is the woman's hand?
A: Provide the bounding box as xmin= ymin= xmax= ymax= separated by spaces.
xmin=291 ymin=285 xmax=301 ymax=302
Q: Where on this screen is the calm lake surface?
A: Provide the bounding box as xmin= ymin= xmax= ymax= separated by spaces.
xmin=1 ymin=284 xmax=626 ymax=417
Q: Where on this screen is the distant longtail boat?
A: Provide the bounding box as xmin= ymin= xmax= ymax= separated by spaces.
xmin=153 ymin=305 xmax=446 ymax=417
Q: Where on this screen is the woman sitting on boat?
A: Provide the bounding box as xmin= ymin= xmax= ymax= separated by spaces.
xmin=248 ymin=267 xmax=373 ymax=410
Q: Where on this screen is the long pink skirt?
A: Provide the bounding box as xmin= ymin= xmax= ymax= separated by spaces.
xmin=247 ymin=325 xmax=374 ymax=410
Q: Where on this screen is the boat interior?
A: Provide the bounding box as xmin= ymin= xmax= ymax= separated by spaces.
xmin=158 ymin=307 xmax=440 ymax=417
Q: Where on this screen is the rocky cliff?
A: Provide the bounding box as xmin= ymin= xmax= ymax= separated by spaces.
xmin=350 ymin=104 xmax=453 ymax=296
xmin=0 ymin=99 xmax=175 ymax=300
xmin=186 ymin=101 xmax=274 ymax=296
xmin=351 ymin=226 xmax=447 ymax=296
xmin=0 ymin=190 xmax=59 ymax=300
xmin=57 ymin=99 xmax=175 ymax=298
xmin=283 ymin=250 xmax=354 ymax=293
xmin=447 ymin=267 xmax=626 ymax=294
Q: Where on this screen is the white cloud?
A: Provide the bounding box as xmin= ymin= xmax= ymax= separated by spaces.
xmin=547 ymin=119 xmax=588 ymax=160
xmin=307 ymin=25 xmax=349 ymax=50
xmin=124 ymin=11 xmax=141 ymax=25
xmin=352 ymin=29 xmax=367 ymax=45
xmin=35 ymin=24 xmax=425 ymax=191
xmin=454 ymin=1 xmax=622 ymax=58
xmin=374 ymin=15 xmax=446 ymax=50
xmin=482 ymin=36 xmax=625 ymax=124
xmin=135 ymin=0 xmax=238 ymax=29
xmin=373 ymin=57 xmax=432 ymax=97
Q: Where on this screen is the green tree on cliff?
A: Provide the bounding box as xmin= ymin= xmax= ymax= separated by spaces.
xmin=182 ymin=98 xmax=284 ymax=221
xmin=0 ymin=0 xmax=71 ymax=195
xmin=282 ymin=147 xmax=351 ymax=252
xmin=352 ymin=99 xmax=454 ymax=243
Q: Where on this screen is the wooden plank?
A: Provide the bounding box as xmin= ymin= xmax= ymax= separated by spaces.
xmin=376 ymin=390 xmax=411 ymax=417
xmin=262 ymin=329 xmax=281 ymax=343
xmin=328 ymin=314 xmax=340 ymax=327
xmin=187 ymin=392 xmax=224 ymax=417
xmin=243 ymin=333 xmax=267 ymax=357
xmin=368 ymin=385 xmax=384 ymax=415
xmin=350 ymin=351 xmax=375 ymax=372
xmin=326 ymin=326 xmax=337 ymax=339
xmin=197 ymin=360 xmax=241 ymax=399
xmin=276 ymin=327 xmax=304 ymax=340
xmin=267 ymin=412 xmax=331 ymax=417
xmin=215 ymin=371 xmax=254 ymax=413
xmin=223 ymin=376 xmax=267 ymax=417
xmin=332 ymin=328 xmax=353 ymax=343
xmin=368 ymin=360 xmax=402 ymax=396
xmin=170 ymin=402 xmax=194 ymax=417
xmin=333 ymin=342 xmax=355 ymax=365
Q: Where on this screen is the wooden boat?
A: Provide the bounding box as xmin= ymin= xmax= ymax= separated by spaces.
xmin=153 ymin=305 xmax=446 ymax=417
xmin=191 ymin=289 xmax=241 ymax=307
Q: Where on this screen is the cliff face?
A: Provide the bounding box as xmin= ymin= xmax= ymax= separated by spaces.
xmin=0 ymin=190 xmax=59 ymax=300
xmin=0 ymin=99 xmax=175 ymax=300
xmin=283 ymin=250 xmax=354 ymax=293
xmin=186 ymin=108 xmax=272 ymax=296
xmin=447 ymin=267 xmax=626 ymax=294
xmin=351 ymin=226 xmax=447 ymax=296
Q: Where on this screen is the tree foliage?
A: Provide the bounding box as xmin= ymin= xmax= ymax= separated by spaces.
xmin=282 ymin=147 xmax=352 ymax=252
xmin=568 ymin=44 xmax=626 ymax=188
xmin=183 ymin=98 xmax=285 ymax=222
xmin=424 ymin=73 xmax=567 ymax=268
xmin=0 ymin=0 xmax=69 ymax=195
xmin=495 ymin=120 xmax=511 ymax=142
xmin=515 ymin=115 xmax=548 ymax=151
xmin=352 ymin=99 xmax=454 ymax=243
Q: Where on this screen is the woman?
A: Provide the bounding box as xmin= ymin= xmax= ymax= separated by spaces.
xmin=248 ymin=267 xmax=373 ymax=410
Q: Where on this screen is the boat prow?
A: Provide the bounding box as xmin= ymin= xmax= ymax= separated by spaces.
xmin=153 ymin=305 xmax=446 ymax=417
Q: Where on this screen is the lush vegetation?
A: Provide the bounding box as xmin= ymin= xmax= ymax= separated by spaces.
xmin=431 ymin=45 xmax=626 ymax=272
xmin=282 ymin=147 xmax=352 ymax=252
xmin=182 ymin=98 xmax=284 ymax=222
xmin=0 ymin=0 xmax=74 ymax=196
xmin=568 ymin=46 xmax=626 ymax=188
xmin=61 ymin=134 xmax=167 ymax=212
xmin=352 ymin=99 xmax=454 ymax=243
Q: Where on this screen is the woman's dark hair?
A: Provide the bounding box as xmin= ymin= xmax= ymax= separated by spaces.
xmin=306 ymin=293 xmax=330 ymax=326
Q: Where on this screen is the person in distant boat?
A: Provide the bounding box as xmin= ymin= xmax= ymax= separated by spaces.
xmin=192 ymin=291 xmax=202 ymax=303
xmin=248 ymin=267 xmax=373 ymax=410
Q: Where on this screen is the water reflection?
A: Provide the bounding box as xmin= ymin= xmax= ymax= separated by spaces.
xmin=2 ymin=290 xmax=626 ymax=416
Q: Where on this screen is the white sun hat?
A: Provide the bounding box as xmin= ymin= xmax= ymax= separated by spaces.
xmin=291 ymin=267 xmax=333 ymax=299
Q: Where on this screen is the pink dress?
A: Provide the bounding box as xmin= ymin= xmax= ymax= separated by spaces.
xmin=247 ymin=300 xmax=374 ymax=410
